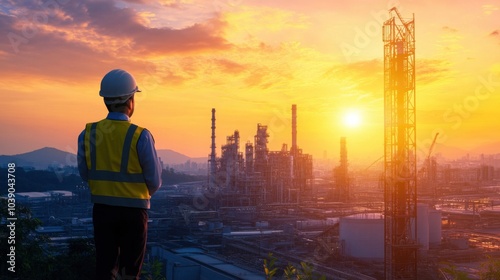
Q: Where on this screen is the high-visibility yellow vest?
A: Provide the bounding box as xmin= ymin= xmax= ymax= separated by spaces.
xmin=84 ymin=119 xmax=150 ymax=209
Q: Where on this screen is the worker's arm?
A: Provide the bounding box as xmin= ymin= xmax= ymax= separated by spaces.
xmin=137 ymin=129 xmax=162 ymax=196
xmin=77 ymin=130 xmax=88 ymax=182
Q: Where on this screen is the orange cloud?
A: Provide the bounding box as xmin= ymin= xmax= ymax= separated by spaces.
xmin=0 ymin=0 xmax=231 ymax=83
xmin=417 ymin=59 xmax=451 ymax=84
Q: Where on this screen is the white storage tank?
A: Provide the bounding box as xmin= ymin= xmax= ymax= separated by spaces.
xmin=428 ymin=209 xmax=442 ymax=247
xmin=339 ymin=213 xmax=384 ymax=260
xmin=417 ymin=203 xmax=429 ymax=251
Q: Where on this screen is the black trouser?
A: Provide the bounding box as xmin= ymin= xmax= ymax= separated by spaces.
xmin=93 ymin=203 xmax=148 ymax=280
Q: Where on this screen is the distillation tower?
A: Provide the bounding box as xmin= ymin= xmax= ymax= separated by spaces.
xmin=209 ymin=108 xmax=217 ymax=190
xmin=383 ymin=7 xmax=417 ymax=280
xmin=334 ymin=137 xmax=349 ymax=202
xmin=207 ymin=105 xmax=313 ymax=206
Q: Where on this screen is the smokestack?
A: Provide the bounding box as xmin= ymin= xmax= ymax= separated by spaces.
xmin=339 ymin=136 xmax=348 ymax=202
xmin=291 ymin=104 xmax=297 ymax=155
xmin=209 ymin=108 xmax=217 ymax=188
xmin=245 ymin=142 xmax=253 ymax=175
xmin=340 ymin=137 xmax=347 ymax=170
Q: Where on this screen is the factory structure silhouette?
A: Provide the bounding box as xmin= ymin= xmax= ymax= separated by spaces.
xmin=207 ymin=105 xmax=314 ymax=207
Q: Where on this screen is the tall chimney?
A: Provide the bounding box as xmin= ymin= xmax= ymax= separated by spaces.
xmin=339 ymin=137 xmax=348 ymax=202
xmin=291 ymin=104 xmax=297 ymax=155
xmin=209 ymin=108 xmax=217 ymax=188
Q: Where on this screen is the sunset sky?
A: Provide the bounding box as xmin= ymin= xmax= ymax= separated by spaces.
xmin=0 ymin=0 xmax=499 ymax=165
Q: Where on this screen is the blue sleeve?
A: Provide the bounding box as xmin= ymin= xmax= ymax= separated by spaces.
xmin=77 ymin=130 xmax=88 ymax=182
xmin=137 ymin=129 xmax=162 ymax=195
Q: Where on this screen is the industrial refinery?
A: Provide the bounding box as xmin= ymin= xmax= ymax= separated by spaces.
xmin=207 ymin=105 xmax=314 ymax=207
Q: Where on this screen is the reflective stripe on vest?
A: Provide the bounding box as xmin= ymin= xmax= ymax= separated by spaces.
xmin=84 ymin=119 xmax=150 ymax=209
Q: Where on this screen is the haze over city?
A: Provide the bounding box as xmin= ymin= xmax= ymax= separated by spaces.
xmin=1 ymin=0 xmax=499 ymax=163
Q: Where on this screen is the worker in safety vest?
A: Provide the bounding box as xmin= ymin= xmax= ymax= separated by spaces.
xmin=77 ymin=69 xmax=162 ymax=280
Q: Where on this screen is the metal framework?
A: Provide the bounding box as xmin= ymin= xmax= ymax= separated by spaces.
xmin=209 ymin=108 xmax=217 ymax=189
xmin=208 ymin=106 xmax=313 ymax=206
xmin=383 ymin=7 xmax=417 ymax=280
xmin=334 ymin=137 xmax=349 ymax=202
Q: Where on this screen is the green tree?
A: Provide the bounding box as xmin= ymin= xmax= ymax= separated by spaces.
xmin=0 ymin=199 xmax=52 ymax=279
xmin=264 ymin=253 xmax=326 ymax=280
xmin=49 ymin=238 xmax=96 ymax=280
xmin=264 ymin=253 xmax=278 ymax=280
xmin=142 ymin=257 xmax=167 ymax=280
xmin=283 ymin=264 xmax=297 ymax=279
xmin=442 ymin=262 xmax=471 ymax=280
xmin=479 ymin=255 xmax=500 ymax=280
xmin=1 ymin=200 xmax=98 ymax=280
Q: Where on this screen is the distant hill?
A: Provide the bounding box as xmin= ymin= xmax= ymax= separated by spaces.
xmin=157 ymin=149 xmax=207 ymax=165
xmin=431 ymin=142 xmax=500 ymax=160
xmin=0 ymin=147 xmax=76 ymax=169
xmin=432 ymin=143 xmax=468 ymax=159
xmin=469 ymin=142 xmax=500 ymax=156
xmin=0 ymin=147 xmax=207 ymax=169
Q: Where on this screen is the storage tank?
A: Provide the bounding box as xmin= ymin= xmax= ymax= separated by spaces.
xmin=428 ymin=209 xmax=442 ymax=247
xmin=339 ymin=213 xmax=384 ymax=260
xmin=417 ymin=203 xmax=429 ymax=251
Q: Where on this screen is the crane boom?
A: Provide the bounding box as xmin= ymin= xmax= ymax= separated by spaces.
xmin=427 ymin=133 xmax=439 ymax=161
xmin=389 ymin=7 xmax=415 ymax=41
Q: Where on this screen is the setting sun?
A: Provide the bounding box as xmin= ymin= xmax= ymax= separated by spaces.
xmin=342 ymin=110 xmax=362 ymax=128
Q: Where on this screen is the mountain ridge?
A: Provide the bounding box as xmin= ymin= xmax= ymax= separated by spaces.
xmin=0 ymin=147 xmax=207 ymax=169
xmin=1 ymin=142 xmax=498 ymax=170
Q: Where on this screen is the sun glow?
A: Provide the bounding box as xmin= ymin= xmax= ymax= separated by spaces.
xmin=342 ymin=110 xmax=362 ymax=128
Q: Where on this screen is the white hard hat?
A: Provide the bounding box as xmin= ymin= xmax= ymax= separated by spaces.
xmin=99 ymin=69 xmax=141 ymax=98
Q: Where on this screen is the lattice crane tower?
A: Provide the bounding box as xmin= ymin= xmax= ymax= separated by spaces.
xmin=383 ymin=7 xmax=417 ymax=280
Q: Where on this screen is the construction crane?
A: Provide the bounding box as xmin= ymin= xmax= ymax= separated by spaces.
xmin=418 ymin=133 xmax=439 ymax=176
xmin=427 ymin=133 xmax=439 ymax=167
xmin=417 ymin=132 xmax=439 ymax=197
xmin=427 ymin=133 xmax=439 ymax=202
xmin=365 ymin=155 xmax=384 ymax=172
xmin=426 ymin=132 xmax=439 ymax=183
xmin=383 ymin=7 xmax=417 ymax=280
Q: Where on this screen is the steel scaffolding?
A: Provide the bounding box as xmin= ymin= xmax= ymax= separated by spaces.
xmin=383 ymin=7 xmax=418 ymax=280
